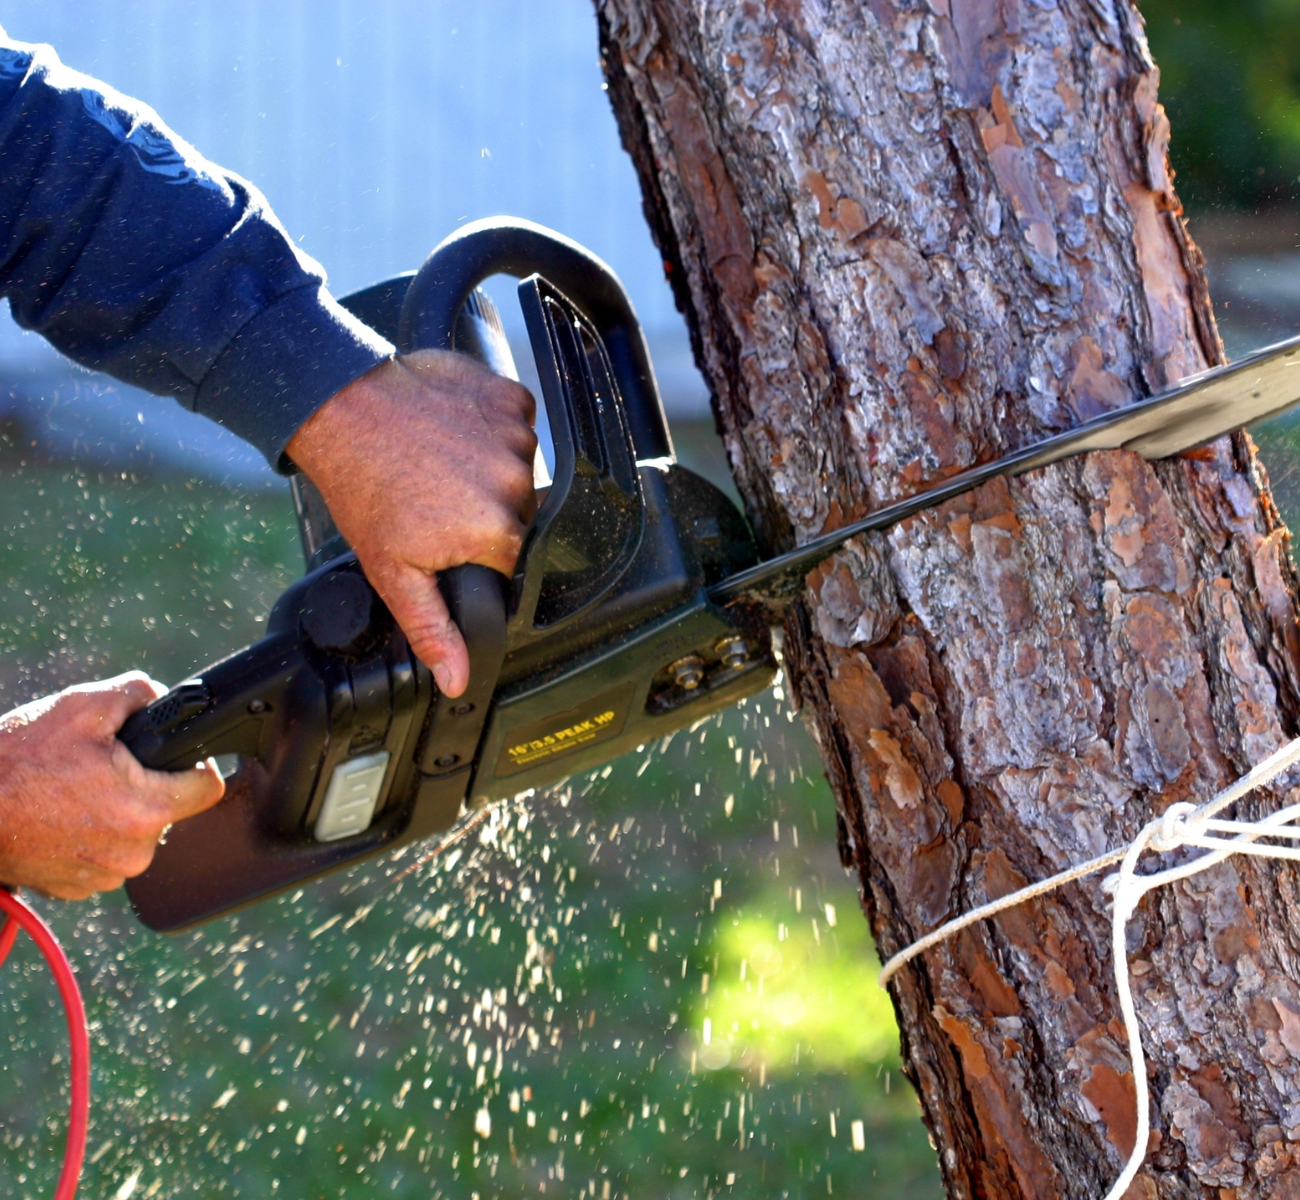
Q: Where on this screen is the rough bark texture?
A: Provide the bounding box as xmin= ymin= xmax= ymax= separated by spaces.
xmin=597 ymin=2 xmax=1300 ymax=1197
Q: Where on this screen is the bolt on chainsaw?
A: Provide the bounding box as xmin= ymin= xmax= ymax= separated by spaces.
xmin=120 ymin=217 xmax=1300 ymax=932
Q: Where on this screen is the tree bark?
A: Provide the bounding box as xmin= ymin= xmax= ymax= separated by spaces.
xmin=597 ymin=2 xmax=1300 ymax=1197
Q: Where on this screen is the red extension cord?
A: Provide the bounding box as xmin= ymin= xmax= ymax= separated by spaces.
xmin=0 ymin=888 xmax=89 ymax=1200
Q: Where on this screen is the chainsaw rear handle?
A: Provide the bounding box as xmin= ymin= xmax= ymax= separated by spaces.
xmin=120 ymin=556 xmax=504 ymax=775
xmin=397 ymin=216 xmax=673 ymax=464
xmin=119 ymin=554 xmax=508 ymax=932
xmin=117 ymin=637 xmax=297 ymax=771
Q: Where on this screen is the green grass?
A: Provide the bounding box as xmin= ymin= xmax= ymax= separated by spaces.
xmin=1253 ymin=419 xmax=1300 ymax=533
xmin=0 ymin=457 xmax=941 ymax=1199
xmin=0 ymin=459 xmax=299 ymax=696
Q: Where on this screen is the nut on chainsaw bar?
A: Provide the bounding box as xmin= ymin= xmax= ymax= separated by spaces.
xmin=716 ymin=636 xmax=750 ymax=670
xmin=670 ymin=655 xmax=706 ymax=690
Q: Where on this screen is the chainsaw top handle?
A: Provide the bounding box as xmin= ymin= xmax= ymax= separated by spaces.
xmin=397 ymin=216 xmax=673 ymax=465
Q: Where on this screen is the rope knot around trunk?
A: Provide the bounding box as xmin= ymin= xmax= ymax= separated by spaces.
xmin=1146 ymin=800 xmax=1199 ymax=855
xmin=879 ymin=735 xmax=1300 ymax=1199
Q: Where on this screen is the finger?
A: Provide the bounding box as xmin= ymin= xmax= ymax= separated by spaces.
xmin=34 ymin=868 xmax=124 ymax=901
xmin=460 ymin=502 xmax=527 ymax=576
xmin=519 ymin=479 xmax=539 ymax=524
xmin=373 ymin=562 xmax=470 ymax=697
xmin=428 ymin=351 xmax=538 ymax=427
xmin=136 ymin=675 xmax=170 ymax=701
xmin=33 ymin=883 xmax=99 ymax=902
xmin=96 ymin=670 xmax=169 ymax=702
xmin=70 ymin=672 xmax=169 ymax=736
xmin=498 ymin=380 xmax=537 ymax=427
xmin=101 ymin=837 xmax=162 ymax=882
xmin=142 ymin=760 xmax=226 ymax=824
xmin=495 ymin=455 xmax=539 ymax=524
xmin=47 ymin=880 xmax=121 ymax=902
xmin=499 ymin=418 xmax=540 ymax=465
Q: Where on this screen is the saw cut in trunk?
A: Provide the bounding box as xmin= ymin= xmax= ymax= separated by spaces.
xmin=597 ymin=2 xmax=1300 ymax=1196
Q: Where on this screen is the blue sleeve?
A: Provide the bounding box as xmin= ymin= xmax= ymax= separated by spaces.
xmin=0 ymin=31 xmax=395 ymax=471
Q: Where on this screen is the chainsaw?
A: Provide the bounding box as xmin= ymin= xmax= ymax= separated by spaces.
xmin=120 ymin=217 xmax=1300 ymax=932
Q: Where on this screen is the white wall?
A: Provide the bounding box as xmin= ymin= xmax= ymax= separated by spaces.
xmin=0 ymin=1 xmax=712 ymax=481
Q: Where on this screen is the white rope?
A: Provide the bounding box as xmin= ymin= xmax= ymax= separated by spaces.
xmin=878 ymin=733 xmax=1300 ymax=1200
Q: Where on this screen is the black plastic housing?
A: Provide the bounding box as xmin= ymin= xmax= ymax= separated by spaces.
xmin=121 ymin=218 xmax=774 ymax=932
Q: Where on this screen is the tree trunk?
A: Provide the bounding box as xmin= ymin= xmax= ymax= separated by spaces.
xmin=597 ymin=3 xmax=1300 ymax=1196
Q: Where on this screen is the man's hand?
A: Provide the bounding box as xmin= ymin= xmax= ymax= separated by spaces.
xmin=0 ymin=673 xmax=225 ymax=900
xmin=287 ymin=350 xmax=538 ymax=697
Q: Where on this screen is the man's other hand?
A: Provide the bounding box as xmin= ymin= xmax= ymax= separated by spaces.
xmin=287 ymin=350 xmax=538 ymax=698
xmin=0 ymin=673 xmax=225 ymax=900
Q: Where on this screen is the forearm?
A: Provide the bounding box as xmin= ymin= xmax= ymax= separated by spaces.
xmin=0 ymin=30 xmax=392 ymax=469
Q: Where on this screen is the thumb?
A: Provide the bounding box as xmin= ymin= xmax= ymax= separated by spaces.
xmin=372 ymin=562 xmax=470 ymax=697
xmin=112 ymin=744 xmax=227 ymax=824
xmin=150 ymin=759 xmax=227 ymax=824
xmin=68 ymin=671 xmax=169 ymax=739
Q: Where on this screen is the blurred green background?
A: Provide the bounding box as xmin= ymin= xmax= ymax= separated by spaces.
xmin=1141 ymin=0 xmax=1300 ymax=212
xmin=4 ymin=5 xmax=1300 ymax=1200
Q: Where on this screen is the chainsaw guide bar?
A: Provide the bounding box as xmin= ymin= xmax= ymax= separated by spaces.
xmin=712 ymin=333 xmax=1300 ymax=614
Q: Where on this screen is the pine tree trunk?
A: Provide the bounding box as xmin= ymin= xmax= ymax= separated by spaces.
xmin=597 ymin=2 xmax=1300 ymax=1196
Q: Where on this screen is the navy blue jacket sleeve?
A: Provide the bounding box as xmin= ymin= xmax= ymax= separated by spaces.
xmin=0 ymin=31 xmax=395 ymax=471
